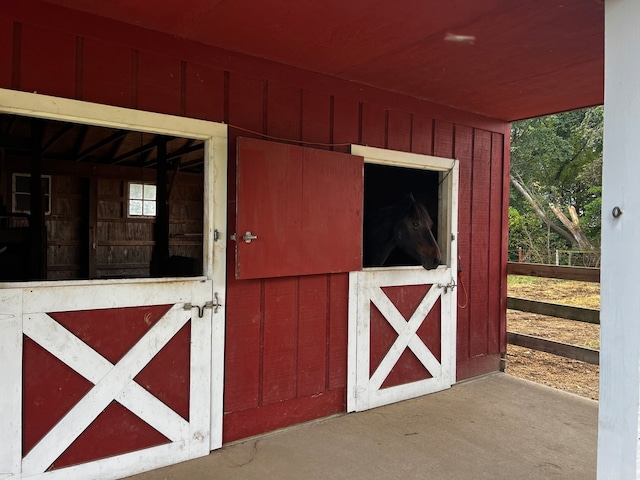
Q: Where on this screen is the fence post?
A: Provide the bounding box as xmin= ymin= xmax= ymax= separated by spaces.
xmin=555 ymin=249 xmax=559 ymax=266
xmin=518 ymin=247 xmax=522 ymax=263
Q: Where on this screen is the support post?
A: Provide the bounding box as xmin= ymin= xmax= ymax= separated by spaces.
xmin=598 ymin=1 xmax=640 ymax=477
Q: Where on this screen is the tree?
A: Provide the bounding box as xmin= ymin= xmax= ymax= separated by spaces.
xmin=509 ymin=106 xmax=603 ymax=264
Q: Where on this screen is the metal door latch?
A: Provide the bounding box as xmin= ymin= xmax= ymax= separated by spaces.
xmin=242 ymin=231 xmax=258 ymax=243
xmin=184 ymin=293 xmax=223 ymax=317
xmin=437 ymin=281 xmax=457 ymax=294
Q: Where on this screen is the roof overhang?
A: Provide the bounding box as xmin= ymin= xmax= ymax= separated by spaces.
xmin=42 ymin=0 xmax=604 ymax=121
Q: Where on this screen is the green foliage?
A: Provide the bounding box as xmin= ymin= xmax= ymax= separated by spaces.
xmin=509 ymin=106 xmax=603 ymax=262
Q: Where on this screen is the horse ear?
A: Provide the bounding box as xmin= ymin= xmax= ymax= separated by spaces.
xmin=398 ymin=193 xmax=416 ymax=213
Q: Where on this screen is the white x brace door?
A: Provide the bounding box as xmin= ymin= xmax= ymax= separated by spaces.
xmin=347 ymin=145 xmax=458 ymax=412
xmin=0 ymin=279 xmax=223 ymax=480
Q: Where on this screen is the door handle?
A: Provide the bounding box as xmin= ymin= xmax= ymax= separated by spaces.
xmin=242 ymin=231 xmax=258 ymax=243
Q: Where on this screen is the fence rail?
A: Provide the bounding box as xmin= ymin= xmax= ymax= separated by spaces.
xmin=507 ymin=262 xmax=600 ymax=365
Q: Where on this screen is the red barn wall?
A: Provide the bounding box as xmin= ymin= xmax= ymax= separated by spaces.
xmin=1 ymin=1 xmax=509 ymax=443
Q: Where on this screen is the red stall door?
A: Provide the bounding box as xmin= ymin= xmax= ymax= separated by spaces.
xmin=235 ymin=137 xmax=364 ymax=279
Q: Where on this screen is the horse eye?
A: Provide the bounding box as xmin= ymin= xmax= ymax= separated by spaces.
xmin=413 ymin=222 xmax=420 ymax=227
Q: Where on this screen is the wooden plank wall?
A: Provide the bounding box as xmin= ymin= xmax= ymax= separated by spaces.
xmin=1 ymin=1 xmax=509 ymax=443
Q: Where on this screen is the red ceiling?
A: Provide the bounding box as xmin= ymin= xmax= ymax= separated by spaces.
xmin=43 ymin=0 xmax=603 ymax=121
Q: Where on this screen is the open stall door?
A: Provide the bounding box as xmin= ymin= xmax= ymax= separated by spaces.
xmin=0 ymin=89 xmax=228 ymax=480
xmin=347 ymin=146 xmax=459 ymax=412
xmin=234 ymin=137 xmax=363 ymax=279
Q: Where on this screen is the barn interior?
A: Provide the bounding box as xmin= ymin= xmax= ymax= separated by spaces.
xmin=0 ymin=114 xmax=205 ymax=281
xmin=363 ymin=164 xmax=440 ymax=268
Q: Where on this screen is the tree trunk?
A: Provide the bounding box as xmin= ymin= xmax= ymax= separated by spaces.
xmin=509 ymin=175 xmax=576 ymax=244
xmin=549 ymin=203 xmax=596 ymax=250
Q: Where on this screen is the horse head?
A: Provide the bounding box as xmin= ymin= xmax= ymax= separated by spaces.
xmin=394 ymin=193 xmax=442 ymax=270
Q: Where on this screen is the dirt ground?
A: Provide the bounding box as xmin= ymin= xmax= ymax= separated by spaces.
xmin=506 ymin=276 xmax=600 ymax=400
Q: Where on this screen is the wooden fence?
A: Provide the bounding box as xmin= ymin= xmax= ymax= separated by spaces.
xmin=507 ymin=262 xmax=600 ymax=365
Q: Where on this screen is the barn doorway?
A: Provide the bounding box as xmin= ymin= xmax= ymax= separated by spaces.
xmin=0 ymin=89 xmax=227 ymax=479
xmin=348 ymin=145 xmax=459 ymax=412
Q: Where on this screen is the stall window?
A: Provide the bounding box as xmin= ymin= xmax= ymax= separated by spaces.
xmin=128 ymin=182 xmax=157 ymax=217
xmin=12 ymin=173 xmax=51 ymax=215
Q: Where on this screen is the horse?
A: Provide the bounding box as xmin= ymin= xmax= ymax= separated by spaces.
xmin=363 ymin=193 xmax=442 ymax=270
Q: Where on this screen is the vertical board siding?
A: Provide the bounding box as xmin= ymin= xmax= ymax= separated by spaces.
xmin=453 ymin=125 xmax=474 ymax=369
xmin=387 ymin=109 xmax=412 ymax=152
xmin=136 ymin=51 xmax=181 ymax=115
xmin=469 ymin=129 xmax=492 ymax=358
xmin=332 ymin=96 xmax=360 ymax=153
xmin=222 ymin=278 xmax=262 ymax=412
xmin=2 ymin=9 xmax=508 ymax=444
xmin=82 ymin=38 xmax=133 ymax=108
xmin=297 ymin=275 xmax=329 ymax=397
xmin=301 ymin=90 xmax=332 ymax=148
xmin=489 ymin=132 xmax=505 ymax=354
xmin=185 ymin=63 xmax=225 ymax=123
xmin=361 ymin=102 xmax=386 ymax=148
xmin=411 ymin=114 xmax=434 ymax=155
xmin=266 ymin=81 xmax=302 ymax=141
xmin=262 ymin=277 xmax=298 ymax=405
xmin=0 ymin=19 xmax=12 ymax=88
xmin=223 ymin=71 xmax=266 ymax=416
xmin=328 ymin=273 xmax=349 ymax=390
xmin=20 ymin=24 xmax=76 ymax=98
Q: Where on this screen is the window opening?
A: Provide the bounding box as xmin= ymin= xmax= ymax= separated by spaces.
xmin=0 ymin=113 xmax=206 ymax=281
xmin=12 ymin=173 xmax=52 ymax=215
xmin=363 ymin=163 xmax=441 ymax=269
xmin=128 ymin=182 xmax=157 ymax=217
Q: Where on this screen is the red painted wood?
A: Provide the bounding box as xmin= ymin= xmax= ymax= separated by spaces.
xmin=297 ymin=275 xmax=329 ymax=396
xmin=50 ymin=305 xmax=171 ymax=365
xmin=267 ymin=81 xmax=301 ymax=140
xmin=228 ymin=71 xmax=265 ymax=137
xmin=387 ymin=109 xmax=411 ymax=152
xmin=328 ymin=273 xmax=349 ymax=390
xmin=372 ymin=284 xmax=441 ymax=388
xmin=488 ymin=132 xmax=505 ymax=354
xmin=235 ymin=137 xmax=363 ymax=279
xmin=411 ymin=114 xmax=434 ymax=155
xmin=223 ymin=389 xmax=344 ymax=443
xmin=262 ymin=277 xmax=298 ymax=405
xmin=499 ymin=128 xmax=512 ymax=353
xmin=454 ymin=125 xmax=473 ymax=371
xmin=369 ymin=302 xmax=397 ymax=377
xmin=134 ymin=321 xmax=191 ymax=421
xmin=136 ymin=51 xmax=181 ymax=115
xmin=433 ymin=120 xmax=454 ymax=159
xmin=470 ymin=129 xmax=492 ymax=358
xmin=457 ymin=353 xmax=502 ymax=381
xmin=23 ymin=337 xmax=94 ymax=456
xmin=361 ymin=102 xmax=385 ymax=148
xmin=0 ymin=18 xmax=12 ymax=89
xmin=301 ymin=89 xmax=331 ymax=148
xmin=52 ymin=401 xmax=169 ymax=470
xmin=185 ymin=63 xmax=225 ymax=122
xmin=20 ymin=23 xmax=76 ymax=98
xmin=82 ymin=38 xmax=133 ymax=108
xmin=332 ymin=96 xmax=360 ymax=154
xmin=223 ymin=279 xmax=262 ymax=412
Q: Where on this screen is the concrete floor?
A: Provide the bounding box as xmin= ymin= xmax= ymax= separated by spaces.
xmin=127 ymin=373 xmax=597 ymax=480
